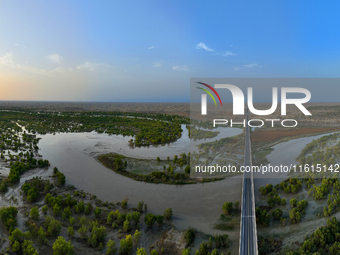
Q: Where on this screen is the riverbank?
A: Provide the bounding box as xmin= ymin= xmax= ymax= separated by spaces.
xmin=97 ymin=153 xmax=224 ymax=185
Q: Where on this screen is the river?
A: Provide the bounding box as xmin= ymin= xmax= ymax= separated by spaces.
xmin=37 ymin=126 xmax=243 ymax=234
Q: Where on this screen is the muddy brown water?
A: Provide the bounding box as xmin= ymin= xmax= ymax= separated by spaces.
xmin=254 ymin=132 xmax=339 ymax=198
xmin=37 ymin=127 xmax=243 ymax=234
xmin=31 ymin=127 xmax=336 ymax=255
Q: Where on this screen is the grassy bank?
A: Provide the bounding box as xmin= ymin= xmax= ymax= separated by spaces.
xmin=98 ymin=153 xmax=224 ymax=185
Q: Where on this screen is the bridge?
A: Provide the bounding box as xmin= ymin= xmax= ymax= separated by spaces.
xmin=239 ymin=113 xmax=258 ymax=255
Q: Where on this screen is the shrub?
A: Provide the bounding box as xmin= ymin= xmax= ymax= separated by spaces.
xmin=222 ymin=202 xmax=233 ymax=215
xmin=144 ymin=213 xmax=156 ymax=227
xmin=184 ymin=228 xmax=196 ymax=245
xmin=164 ymin=208 xmax=173 ymax=220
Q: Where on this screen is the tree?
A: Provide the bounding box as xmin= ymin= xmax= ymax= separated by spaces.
xmin=156 ymin=215 xmax=164 ymax=226
xmin=132 ymin=211 xmax=141 ymax=225
xmin=222 ymin=202 xmax=233 ymax=215
xmin=53 ymin=168 xmax=66 ymax=187
xmin=134 ymin=229 xmax=141 ymax=243
xmin=182 ymin=248 xmax=190 ymax=255
xmin=107 ymin=214 xmax=113 ymax=225
xmin=255 ymin=207 xmax=270 ymax=226
xmin=30 ymin=207 xmax=39 ymax=220
xmin=210 ymin=249 xmax=219 ymax=255
xmin=259 ymin=184 xmax=273 ymax=195
xmin=88 ymin=225 xmax=107 ymax=248
xmin=9 ymin=228 xmax=29 ymax=246
xmin=45 ymin=216 xmax=62 ymax=236
xmin=151 ymin=250 xmax=158 ymax=255
xmin=234 ymin=200 xmax=240 ymax=210
xmin=281 ymin=198 xmax=287 ymax=205
xmin=289 ymin=208 xmax=301 ymax=224
xmin=106 ymin=239 xmax=117 ymax=255
xmin=145 ymin=213 xmax=156 ymax=227
xmin=27 ymin=189 xmax=37 ymax=203
xmin=42 ymin=205 xmax=48 ymax=214
xmin=184 ymin=228 xmax=196 ymax=245
xmin=63 ymin=207 xmax=72 ymax=219
xmin=85 ymin=203 xmax=93 ymax=215
xmin=199 ymin=242 xmax=209 ymax=255
xmin=0 ymin=179 xmax=8 ymax=192
xmin=272 ymin=208 xmax=283 ymax=220
xmin=37 ymin=227 xmax=47 ymax=246
xmin=52 ymin=236 xmax=74 ymax=255
xmin=69 ymin=216 xmax=75 ymax=226
xmin=74 ymin=201 xmax=84 ymax=213
xmin=208 ymin=237 xmax=213 ymax=249
xmin=119 ymin=234 xmax=133 ymax=255
xmin=137 ymin=247 xmax=147 ymax=255
xmin=121 ymin=196 xmax=128 ymax=209
xmin=22 ymin=239 xmax=38 ymax=255
xmin=45 ymin=193 xmax=52 ymax=204
xmin=53 ymin=204 xmax=62 ymax=217
xmin=297 ymin=200 xmax=308 ymax=212
xmin=78 ymin=225 xmax=87 ymax=239
xmin=12 ymin=240 xmax=21 ymax=252
xmin=164 ymin=208 xmax=173 ymax=220
xmin=290 ymin=198 xmax=297 ymax=208
xmin=87 ymin=232 xmax=98 ymax=248
xmin=214 ymin=234 xmax=229 ymax=248
xmin=126 ymin=213 xmax=132 ymax=222
xmin=68 ymin=226 xmax=74 ymax=237
xmin=117 ymin=213 xmax=126 ymax=224
xmin=137 ymin=201 xmax=144 ymax=212
xmin=0 ymin=206 xmax=18 ymax=230
xmin=94 ymin=207 xmax=102 ymax=218
xmin=123 ymin=219 xmax=130 ymax=232
xmin=284 ymin=216 xmax=340 ymax=254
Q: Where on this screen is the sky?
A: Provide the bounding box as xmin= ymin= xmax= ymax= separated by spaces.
xmin=0 ymin=1 xmax=340 ymax=102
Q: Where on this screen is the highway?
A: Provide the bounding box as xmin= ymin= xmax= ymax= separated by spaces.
xmin=239 ymin=113 xmax=258 ymax=255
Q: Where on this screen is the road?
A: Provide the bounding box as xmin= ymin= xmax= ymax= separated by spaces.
xmin=239 ymin=113 xmax=258 ymax=255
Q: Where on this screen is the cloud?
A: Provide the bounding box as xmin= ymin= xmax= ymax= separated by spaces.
xmin=153 ymin=62 xmax=162 ymax=68
xmin=195 ymin=42 xmax=214 ymax=52
xmin=243 ymin=63 xmax=258 ymax=68
xmin=212 ymin=51 xmax=237 ymax=57
xmin=13 ymin=43 xmax=19 ymax=46
xmin=0 ymin=53 xmax=66 ymax=76
xmin=148 ymin=46 xmax=155 ymax=50
xmin=196 ymin=43 xmax=236 ymax=57
xmin=0 ymin=53 xmax=15 ymax=67
xmin=221 ymin=51 xmax=236 ymax=57
xmin=76 ymin=62 xmax=114 ymax=71
xmin=47 ymin=53 xmax=63 ymax=64
xmin=172 ymin=65 xmax=189 ymax=71
xmin=234 ymin=63 xmax=259 ymax=71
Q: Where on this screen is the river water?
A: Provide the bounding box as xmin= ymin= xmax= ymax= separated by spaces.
xmin=37 ymin=126 xmax=243 ymax=233
xmin=36 ymin=124 xmax=337 ymax=238
xmin=254 ymin=132 xmax=338 ymax=197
